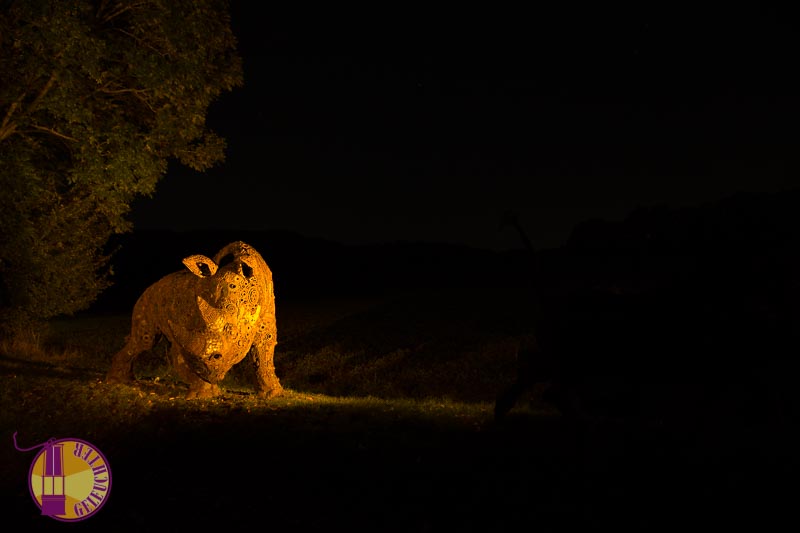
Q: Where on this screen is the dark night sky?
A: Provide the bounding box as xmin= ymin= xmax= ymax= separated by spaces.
xmin=130 ymin=4 xmax=799 ymax=251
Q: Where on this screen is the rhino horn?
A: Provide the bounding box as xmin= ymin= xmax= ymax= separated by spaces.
xmin=182 ymin=255 xmax=218 ymax=278
xmin=197 ymin=296 xmax=226 ymax=330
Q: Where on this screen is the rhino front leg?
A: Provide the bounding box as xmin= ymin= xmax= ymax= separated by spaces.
xmin=250 ymin=324 xmax=282 ymax=398
xmin=168 ymin=344 xmax=221 ymax=399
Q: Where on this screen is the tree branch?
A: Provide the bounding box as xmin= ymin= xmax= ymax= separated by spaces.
xmin=99 ymin=1 xmax=151 ymax=24
xmin=97 ymin=81 xmax=156 ymax=113
xmin=27 ymin=72 xmax=58 ymax=115
xmin=96 ymin=0 xmax=111 ymax=20
xmin=0 ymin=122 xmax=17 ymax=143
xmin=115 ymin=28 xmax=167 ymax=57
xmin=29 ymin=125 xmax=79 ymax=142
xmin=1 ymin=73 xmax=59 ymax=142
xmin=133 ymin=91 xmax=156 ymax=114
xmin=98 ymin=86 xmax=152 ymax=95
xmin=0 ymin=92 xmax=28 ymax=142
xmin=1 ymin=95 xmax=25 ymax=131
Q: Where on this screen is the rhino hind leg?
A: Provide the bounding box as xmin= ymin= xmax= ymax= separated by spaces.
xmin=169 ymin=344 xmax=221 ymax=399
xmin=250 ymin=328 xmax=282 ymax=398
xmin=106 ymin=343 xmax=139 ymax=384
xmin=107 ymin=316 xmax=159 ymax=384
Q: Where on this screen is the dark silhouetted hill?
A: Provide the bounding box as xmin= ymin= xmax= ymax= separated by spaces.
xmin=90 ymin=229 xmax=525 ymax=312
xmin=92 ymin=188 xmax=800 ymax=367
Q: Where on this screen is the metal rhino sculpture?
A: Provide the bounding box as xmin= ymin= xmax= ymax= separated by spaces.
xmin=107 ymin=241 xmax=283 ymax=399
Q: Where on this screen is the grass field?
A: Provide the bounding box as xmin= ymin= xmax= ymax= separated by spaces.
xmin=0 ymin=288 xmax=796 ymax=531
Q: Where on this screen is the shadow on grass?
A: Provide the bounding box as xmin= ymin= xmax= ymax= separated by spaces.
xmin=0 ymin=354 xmax=106 ymax=380
xmin=3 ymin=291 xmax=799 ymax=531
xmin=4 ymin=386 xmax=797 ymax=532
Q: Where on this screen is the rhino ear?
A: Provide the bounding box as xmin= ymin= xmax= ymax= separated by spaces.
xmin=182 ymin=255 xmax=218 ymax=278
xmin=240 ymin=257 xmax=255 ymax=279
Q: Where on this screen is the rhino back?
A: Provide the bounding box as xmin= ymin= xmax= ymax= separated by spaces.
xmin=133 ymin=271 xmax=208 ymax=335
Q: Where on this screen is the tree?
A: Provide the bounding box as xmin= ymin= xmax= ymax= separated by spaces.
xmin=0 ymin=0 xmax=243 ymax=334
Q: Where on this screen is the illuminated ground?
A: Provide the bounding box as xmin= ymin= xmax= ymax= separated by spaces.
xmin=0 ymin=293 xmax=796 ymax=531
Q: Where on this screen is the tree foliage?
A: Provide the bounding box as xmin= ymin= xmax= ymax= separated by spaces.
xmin=0 ymin=0 xmax=243 ymax=332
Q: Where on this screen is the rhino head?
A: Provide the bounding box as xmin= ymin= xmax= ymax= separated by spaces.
xmin=167 ymin=254 xmax=262 ymax=384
